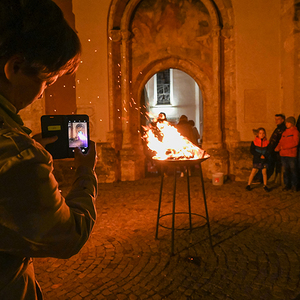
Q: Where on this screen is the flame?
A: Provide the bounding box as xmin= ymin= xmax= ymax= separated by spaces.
xmin=76 ymin=131 xmax=88 ymax=147
xmin=143 ymin=120 xmax=210 ymax=160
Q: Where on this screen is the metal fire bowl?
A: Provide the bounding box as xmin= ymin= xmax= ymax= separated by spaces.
xmin=152 ymin=156 xmax=210 ymax=167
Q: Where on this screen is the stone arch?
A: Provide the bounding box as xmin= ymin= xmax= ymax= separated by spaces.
xmin=107 ymin=0 xmax=234 ymax=180
xmin=133 ymin=57 xmax=213 ymax=141
xmin=120 ymin=0 xmax=221 ymax=29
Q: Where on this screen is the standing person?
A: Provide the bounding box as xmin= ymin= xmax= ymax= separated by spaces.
xmin=157 ymin=112 xmax=167 ymax=123
xmin=187 ymin=119 xmax=200 ymax=175
xmin=0 ymin=1 xmax=97 ymax=299
xmin=275 ymin=116 xmax=300 ymax=192
xmin=176 ymin=115 xmax=195 ymax=177
xmin=188 ymin=119 xmax=200 ymax=146
xmin=176 ymin=115 xmax=194 ymax=142
xmin=267 ymin=113 xmax=286 ymax=180
xmin=246 ymin=128 xmax=271 ymax=192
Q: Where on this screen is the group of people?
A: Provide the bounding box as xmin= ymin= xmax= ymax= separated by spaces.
xmin=155 ymin=112 xmax=300 ymax=191
xmin=157 ymin=112 xmax=201 ymax=146
xmin=176 ymin=114 xmax=201 ymax=146
xmin=246 ymin=114 xmax=300 ymax=192
xmin=153 ymin=112 xmax=201 ymax=177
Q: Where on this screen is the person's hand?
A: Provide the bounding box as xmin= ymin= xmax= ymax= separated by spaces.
xmin=74 ymin=140 xmax=97 ymax=171
xmin=32 ymin=133 xmax=58 ymax=148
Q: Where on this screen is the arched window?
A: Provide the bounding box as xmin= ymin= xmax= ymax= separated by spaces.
xmin=156 ymin=69 xmax=172 ymax=105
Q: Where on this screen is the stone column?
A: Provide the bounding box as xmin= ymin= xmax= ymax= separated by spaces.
xmin=119 ymin=30 xmax=145 ymax=181
xmin=120 ymin=30 xmax=132 ymax=148
xmin=202 ymin=25 xmax=229 ymax=178
xmin=220 ymin=26 xmax=246 ymax=181
xmin=107 ymin=29 xmax=123 ymax=151
xmin=209 ymin=25 xmax=223 ymax=148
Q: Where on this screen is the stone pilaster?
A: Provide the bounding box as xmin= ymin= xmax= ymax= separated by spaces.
xmin=120 ymin=146 xmax=145 ymax=181
xmin=119 ymin=30 xmax=145 ymax=181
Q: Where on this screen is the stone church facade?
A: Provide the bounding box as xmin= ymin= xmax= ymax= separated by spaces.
xmin=20 ymin=0 xmax=300 ymax=183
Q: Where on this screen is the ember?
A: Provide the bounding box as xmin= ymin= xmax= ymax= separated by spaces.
xmin=143 ymin=120 xmax=210 ymax=161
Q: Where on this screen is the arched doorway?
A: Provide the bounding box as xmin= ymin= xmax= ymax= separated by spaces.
xmin=107 ymin=0 xmax=233 ymax=181
xmin=143 ymin=68 xmax=203 ymax=141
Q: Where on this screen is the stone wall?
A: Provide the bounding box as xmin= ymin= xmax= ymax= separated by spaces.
xmin=19 ymin=0 xmax=300 ymax=184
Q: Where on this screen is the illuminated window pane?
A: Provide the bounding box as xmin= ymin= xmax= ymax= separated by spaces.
xmin=156 ymin=69 xmax=170 ymax=105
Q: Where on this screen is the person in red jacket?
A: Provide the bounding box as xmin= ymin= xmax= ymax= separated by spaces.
xmin=275 ymin=116 xmax=300 ymax=192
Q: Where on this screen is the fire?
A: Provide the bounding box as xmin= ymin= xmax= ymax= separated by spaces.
xmin=143 ymin=120 xmax=210 ymax=160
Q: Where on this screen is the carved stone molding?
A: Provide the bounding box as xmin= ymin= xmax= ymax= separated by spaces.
xmin=211 ymin=25 xmax=222 ymax=37
xmin=109 ymin=29 xmax=121 ymax=42
xmin=121 ymin=30 xmax=132 ymax=41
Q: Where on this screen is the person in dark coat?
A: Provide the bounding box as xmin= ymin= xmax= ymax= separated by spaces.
xmin=176 ymin=115 xmax=196 ymax=177
xmin=267 ymin=113 xmax=286 ymax=179
xmin=176 ymin=115 xmax=194 ymax=143
xmin=188 ymin=119 xmax=200 ymax=146
xmin=253 ymin=113 xmax=286 ymax=183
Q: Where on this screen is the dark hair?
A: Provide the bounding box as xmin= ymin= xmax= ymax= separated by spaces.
xmin=275 ymin=114 xmax=285 ymax=120
xmin=188 ymin=120 xmax=195 ymax=126
xmin=0 ymin=0 xmax=81 ymax=76
xmin=179 ymin=115 xmax=188 ymax=122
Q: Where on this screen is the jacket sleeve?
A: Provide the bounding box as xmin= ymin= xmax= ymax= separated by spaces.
xmin=275 ymin=136 xmax=282 ymax=152
xmin=0 ymin=140 xmax=97 ymax=259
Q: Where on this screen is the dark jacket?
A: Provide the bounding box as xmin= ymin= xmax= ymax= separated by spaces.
xmin=0 ymin=95 xmax=97 ymax=300
xmin=268 ymin=122 xmax=286 ymax=153
xmin=250 ymin=136 xmax=269 ymax=164
xmin=176 ymin=120 xmax=195 ymax=144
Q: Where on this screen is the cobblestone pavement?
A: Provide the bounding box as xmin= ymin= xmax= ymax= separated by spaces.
xmin=34 ymin=173 xmax=300 ymax=300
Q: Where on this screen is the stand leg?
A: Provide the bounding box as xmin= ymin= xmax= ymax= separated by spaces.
xmin=155 ymin=167 xmax=164 ymax=239
xmin=171 ymin=166 xmax=177 ymax=255
xmin=186 ymin=166 xmax=192 ymax=231
xmin=199 ymin=163 xmax=213 ymax=248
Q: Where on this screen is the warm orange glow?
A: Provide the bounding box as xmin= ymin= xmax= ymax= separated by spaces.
xmin=143 ymin=120 xmax=210 ymax=160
